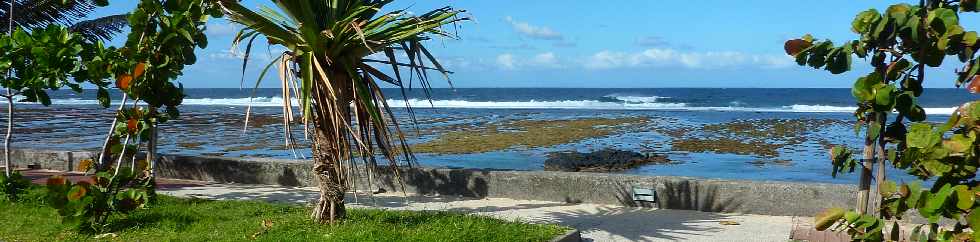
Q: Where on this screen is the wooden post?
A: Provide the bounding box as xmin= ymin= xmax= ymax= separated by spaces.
xmin=857 ymin=114 xmax=876 ymax=214
xmin=872 ymin=112 xmax=888 ymax=216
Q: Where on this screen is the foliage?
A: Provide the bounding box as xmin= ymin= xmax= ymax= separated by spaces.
xmin=0 ymin=171 xmax=30 ymax=201
xmin=219 ymin=0 xmax=467 ymax=222
xmin=92 ymin=0 xmax=219 ymax=173
xmin=40 ymin=0 xmax=219 ymax=232
xmin=0 ymin=25 xmax=94 ymax=104
xmin=1 ymin=0 xmax=127 ymax=42
xmin=2 ymin=187 xmax=567 ymax=241
xmin=788 ymin=0 xmax=980 ymax=240
xmin=45 ymin=168 xmax=154 ymax=232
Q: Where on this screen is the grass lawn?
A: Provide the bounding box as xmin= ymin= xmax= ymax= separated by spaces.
xmin=0 ymin=188 xmax=568 ymax=241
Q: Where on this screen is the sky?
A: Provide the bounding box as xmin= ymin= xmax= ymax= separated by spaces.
xmin=90 ymin=0 xmax=980 ymax=88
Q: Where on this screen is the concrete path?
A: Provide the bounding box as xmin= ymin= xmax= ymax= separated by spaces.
xmin=159 ymin=183 xmax=797 ymax=242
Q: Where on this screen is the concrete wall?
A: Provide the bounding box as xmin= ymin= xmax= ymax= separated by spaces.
xmin=8 ymin=148 xmax=857 ymax=217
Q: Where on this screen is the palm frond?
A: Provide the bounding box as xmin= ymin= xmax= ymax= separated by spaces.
xmin=1 ymin=0 xmax=126 ymax=41
xmin=69 ymin=14 xmax=128 ymax=42
xmin=221 ymin=0 xmax=467 ymax=210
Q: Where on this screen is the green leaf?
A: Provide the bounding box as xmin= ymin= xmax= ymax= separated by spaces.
xmin=955 ymin=185 xmax=974 ymax=210
xmin=852 ymin=73 xmax=881 ymax=102
xmin=873 ymin=84 xmax=896 ymax=110
xmin=923 ymin=159 xmax=952 ymax=175
xmin=852 ymin=9 xmax=881 ymax=34
xmin=907 ymin=123 xmax=938 ymax=148
xmin=869 ymin=121 xmax=882 ymax=141
xmin=943 ymin=134 xmax=974 ymax=154
xmin=815 ymin=207 xmax=846 ymax=231
xmin=969 ymin=209 xmax=980 ymax=233
xmin=886 ymin=59 xmax=911 ymax=81
xmin=97 ymin=88 xmax=110 ymax=108
xmin=921 ymin=184 xmax=954 ymax=218
xmin=879 ymin=180 xmax=897 ymax=196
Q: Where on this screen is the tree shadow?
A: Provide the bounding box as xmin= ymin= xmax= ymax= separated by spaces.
xmin=656 ymin=180 xmax=744 ymax=213
xmin=533 ymin=206 xmax=734 ymax=241
xmin=160 ymin=184 xmax=319 ymax=204
xmin=104 ymin=211 xmax=199 ymax=233
xmin=608 ymin=180 xmax=743 ymax=213
xmin=373 ymin=167 xmax=489 ymax=198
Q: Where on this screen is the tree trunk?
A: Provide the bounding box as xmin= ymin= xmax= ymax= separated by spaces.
xmin=310 ymin=125 xmax=347 ymax=223
xmin=857 ymin=114 xmax=877 ymax=214
xmin=872 ymin=112 xmax=888 ymax=217
xmin=3 ymin=93 xmax=11 ymax=177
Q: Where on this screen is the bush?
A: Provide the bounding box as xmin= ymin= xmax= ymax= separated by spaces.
xmin=0 ymin=171 xmax=31 ymax=201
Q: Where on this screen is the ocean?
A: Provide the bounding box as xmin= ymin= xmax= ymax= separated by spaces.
xmin=6 ymin=88 xmax=977 ymax=184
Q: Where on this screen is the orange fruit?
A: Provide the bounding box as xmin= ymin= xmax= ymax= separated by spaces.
xmin=127 ymin=118 xmax=138 ymax=133
xmin=116 ymin=73 xmax=133 ymax=90
xmin=133 ymin=63 xmax=147 ymax=78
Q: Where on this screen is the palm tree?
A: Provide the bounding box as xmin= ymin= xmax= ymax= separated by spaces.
xmin=1 ymin=0 xmax=128 ymax=41
xmin=218 ymin=0 xmax=466 ymax=223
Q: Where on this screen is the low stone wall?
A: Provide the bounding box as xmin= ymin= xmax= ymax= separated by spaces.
xmin=8 ymin=148 xmax=857 ymax=217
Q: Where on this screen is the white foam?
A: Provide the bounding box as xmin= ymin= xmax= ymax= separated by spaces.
xmin=603 ymin=94 xmax=668 ymax=103
xmin=9 ymin=97 xmax=961 ymax=115
xmin=385 ymin=99 xmax=687 ymax=109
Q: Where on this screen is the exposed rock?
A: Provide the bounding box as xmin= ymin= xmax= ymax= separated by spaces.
xmin=544 ymin=149 xmax=670 ymax=172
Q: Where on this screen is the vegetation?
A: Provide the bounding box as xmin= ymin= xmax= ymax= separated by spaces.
xmin=220 ymin=0 xmax=467 ymax=223
xmin=0 ymin=24 xmax=104 ymax=193
xmin=2 ymin=0 xmax=128 ymax=42
xmin=0 ymin=170 xmax=29 ymax=200
xmin=39 ymin=0 xmax=221 ymax=231
xmin=787 ymin=0 xmax=980 ymax=240
xmin=0 ymin=0 xmax=126 ymax=199
xmin=0 ymin=187 xmax=567 ymax=241
xmin=652 ymin=118 xmax=843 ymax=158
xmin=412 ymin=117 xmax=648 ymax=154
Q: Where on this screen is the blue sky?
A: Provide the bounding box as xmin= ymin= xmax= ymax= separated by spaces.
xmin=91 ymin=0 xmax=980 ymax=88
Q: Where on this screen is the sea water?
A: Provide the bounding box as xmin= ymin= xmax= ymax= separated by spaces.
xmin=5 ymin=88 xmax=975 ymax=184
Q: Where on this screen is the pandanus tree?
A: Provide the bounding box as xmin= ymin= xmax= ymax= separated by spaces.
xmin=218 ymin=0 xmax=467 ymax=223
xmin=787 ymin=0 xmax=980 ymax=240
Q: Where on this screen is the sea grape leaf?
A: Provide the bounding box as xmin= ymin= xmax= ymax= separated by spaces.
xmin=886 ymin=59 xmax=911 ymax=81
xmin=815 ymin=207 xmax=846 ymax=231
xmin=853 ymin=9 xmax=882 ymax=34
xmin=955 ymin=185 xmax=974 ymax=210
xmin=907 ymin=123 xmax=938 ymax=148
xmin=880 ymin=180 xmax=897 ymax=196
xmin=873 ymin=84 xmax=897 ymax=110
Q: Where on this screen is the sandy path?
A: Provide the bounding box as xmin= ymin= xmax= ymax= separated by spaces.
xmin=160 ymin=183 xmax=796 ymax=242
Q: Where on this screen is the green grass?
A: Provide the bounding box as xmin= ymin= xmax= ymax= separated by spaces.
xmin=0 ymin=188 xmax=568 ymax=241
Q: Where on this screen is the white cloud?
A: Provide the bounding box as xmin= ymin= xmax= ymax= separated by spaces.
xmin=504 ymin=16 xmax=563 ymax=40
xmin=496 ymin=53 xmax=516 ymax=70
xmin=531 ymin=52 xmax=561 ymax=68
xmin=206 ymin=50 xmax=273 ymax=63
xmin=493 ymin=52 xmax=565 ymax=70
xmin=206 ymin=21 xmax=242 ymax=36
xmin=584 ymin=48 xmax=793 ymax=70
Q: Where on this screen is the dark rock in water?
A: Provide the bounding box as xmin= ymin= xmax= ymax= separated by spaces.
xmin=544 ymin=149 xmax=670 ymax=172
